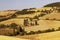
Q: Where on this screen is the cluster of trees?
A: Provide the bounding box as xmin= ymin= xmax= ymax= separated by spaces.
xmin=33 ymin=13 xmax=46 ymax=19
xmin=0 ymin=23 xmax=25 ymax=36
xmin=15 ymin=9 xmax=35 ymax=15
xmin=1 ymin=23 xmax=60 ymax=36
xmin=0 ymin=14 xmax=16 ymax=22
xmin=17 ymin=27 xmax=60 ymax=36
xmin=55 ymin=8 xmax=60 ymax=12
xmin=22 ymin=27 xmax=60 ymax=35
xmin=34 ymin=9 xmax=53 ymax=19
xmin=45 ymin=18 xmax=60 ymax=21
xmin=24 ymin=18 xmax=39 ymax=26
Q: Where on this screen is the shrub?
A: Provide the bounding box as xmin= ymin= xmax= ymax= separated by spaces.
xmin=40 ymin=13 xmax=46 ymax=17
xmin=0 ymin=24 xmax=7 ymax=28
xmin=51 ymin=28 xmax=55 ymax=32
xmin=19 ymin=31 xmax=27 ymax=36
xmin=15 ymin=9 xmax=35 ymax=15
xmin=56 ymin=27 xmax=60 ymax=31
xmin=44 ymin=28 xmax=55 ymax=33
xmin=35 ymin=30 xmax=41 ymax=34
xmin=37 ymin=10 xmax=40 ymax=12
xmin=28 ymin=31 xmax=35 ymax=35
xmin=45 ymin=29 xmax=52 ymax=32
xmin=34 ymin=16 xmax=39 ymax=19
xmin=24 ymin=19 xmax=29 ymax=26
xmin=53 ymin=18 xmax=56 ymax=20
xmin=9 ymin=23 xmax=18 ymax=36
xmin=5 ymin=32 xmax=13 ymax=36
xmin=45 ymin=18 xmax=49 ymax=20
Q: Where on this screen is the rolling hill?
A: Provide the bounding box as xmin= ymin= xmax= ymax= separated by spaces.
xmin=16 ymin=31 xmax=60 ymax=40
xmin=44 ymin=2 xmax=60 ymax=7
xmin=39 ymin=12 xmax=60 ymax=20
xmin=0 ymin=2 xmax=60 ymax=40
xmin=0 ymin=35 xmax=29 ymax=40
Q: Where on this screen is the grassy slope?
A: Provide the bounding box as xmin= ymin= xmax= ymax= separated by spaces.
xmin=0 ymin=7 xmax=60 ymax=32
xmin=0 ymin=10 xmax=17 ymax=16
xmin=16 ymin=31 xmax=60 ymax=40
xmin=0 ymin=18 xmax=24 ymax=25
xmin=0 ymin=35 xmax=29 ymax=40
xmin=44 ymin=2 xmax=60 ymax=7
xmin=39 ymin=12 xmax=60 ymax=20
xmin=1 ymin=18 xmax=60 ymax=32
xmin=25 ymin=20 xmax=60 ymax=32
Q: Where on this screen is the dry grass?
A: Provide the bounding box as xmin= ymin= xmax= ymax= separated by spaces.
xmin=0 ymin=19 xmax=60 ymax=32
xmin=0 ymin=10 xmax=17 ymax=16
xmin=0 ymin=35 xmax=29 ymax=40
xmin=39 ymin=12 xmax=60 ymax=20
xmin=0 ymin=7 xmax=60 ymax=40
xmin=16 ymin=31 xmax=60 ymax=40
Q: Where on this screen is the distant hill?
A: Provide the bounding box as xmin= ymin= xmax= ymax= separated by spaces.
xmin=44 ymin=2 xmax=60 ymax=7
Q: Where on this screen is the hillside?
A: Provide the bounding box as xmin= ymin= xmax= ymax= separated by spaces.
xmin=0 ymin=10 xmax=18 ymax=16
xmin=44 ymin=2 xmax=60 ymax=7
xmin=0 ymin=2 xmax=60 ymax=40
xmin=39 ymin=12 xmax=60 ymax=20
xmin=17 ymin=31 xmax=60 ymax=40
xmin=0 ymin=7 xmax=53 ymax=22
xmin=0 ymin=18 xmax=60 ymax=32
xmin=0 ymin=35 xmax=29 ymax=40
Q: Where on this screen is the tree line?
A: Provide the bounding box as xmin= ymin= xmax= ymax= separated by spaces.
xmin=0 ymin=23 xmax=60 ymax=36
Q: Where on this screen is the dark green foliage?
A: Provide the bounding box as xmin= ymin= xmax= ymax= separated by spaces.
xmin=9 ymin=23 xmax=18 ymax=36
xmin=37 ymin=10 xmax=40 ymax=12
xmin=45 ymin=28 xmax=55 ymax=32
xmin=16 ymin=11 xmax=35 ymax=15
xmin=29 ymin=8 xmax=36 ymax=10
xmin=0 ymin=24 xmax=7 ymax=28
xmin=19 ymin=27 xmax=24 ymax=32
xmin=16 ymin=9 xmax=35 ymax=15
xmin=35 ymin=20 xmax=39 ymax=25
xmin=5 ymin=32 xmax=14 ymax=36
xmin=37 ymin=13 xmax=46 ymax=17
xmin=11 ymin=14 xmax=16 ymax=18
xmin=34 ymin=16 xmax=39 ymax=19
xmin=45 ymin=29 xmax=52 ymax=32
xmin=44 ymin=2 xmax=60 ymax=7
xmin=24 ymin=19 xmax=29 ymax=26
xmin=56 ymin=27 xmax=60 ymax=31
xmin=51 ymin=28 xmax=55 ymax=32
xmin=35 ymin=30 xmax=41 ymax=34
xmin=19 ymin=31 xmax=27 ymax=36
xmin=10 ymin=23 xmax=18 ymax=28
xmin=45 ymin=18 xmax=49 ymax=20
xmin=52 ymin=18 xmax=56 ymax=20
xmin=0 ymin=14 xmax=17 ymax=22
xmin=57 ymin=9 xmax=60 ymax=12
xmin=28 ymin=31 xmax=35 ymax=35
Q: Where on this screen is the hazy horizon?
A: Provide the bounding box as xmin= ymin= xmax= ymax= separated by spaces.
xmin=0 ymin=0 xmax=60 ymax=11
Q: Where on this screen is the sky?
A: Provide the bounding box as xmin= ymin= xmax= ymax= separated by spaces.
xmin=0 ymin=0 xmax=60 ymax=10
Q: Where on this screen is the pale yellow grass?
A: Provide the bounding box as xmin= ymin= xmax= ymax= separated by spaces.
xmin=0 ymin=35 xmax=29 ymax=40
xmin=0 ymin=18 xmax=24 ymax=25
xmin=39 ymin=12 xmax=60 ymax=20
xmin=17 ymin=12 xmax=40 ymax=18
xmin=0 ymin=11 xmax=17 ymax=16
xmin=0 ymin=19 xmax=60 ymax=31
xmin=16 ymin=31 xmax=60 ymax=40
xmin=25 ymin=20 xmax=60 ymax=32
